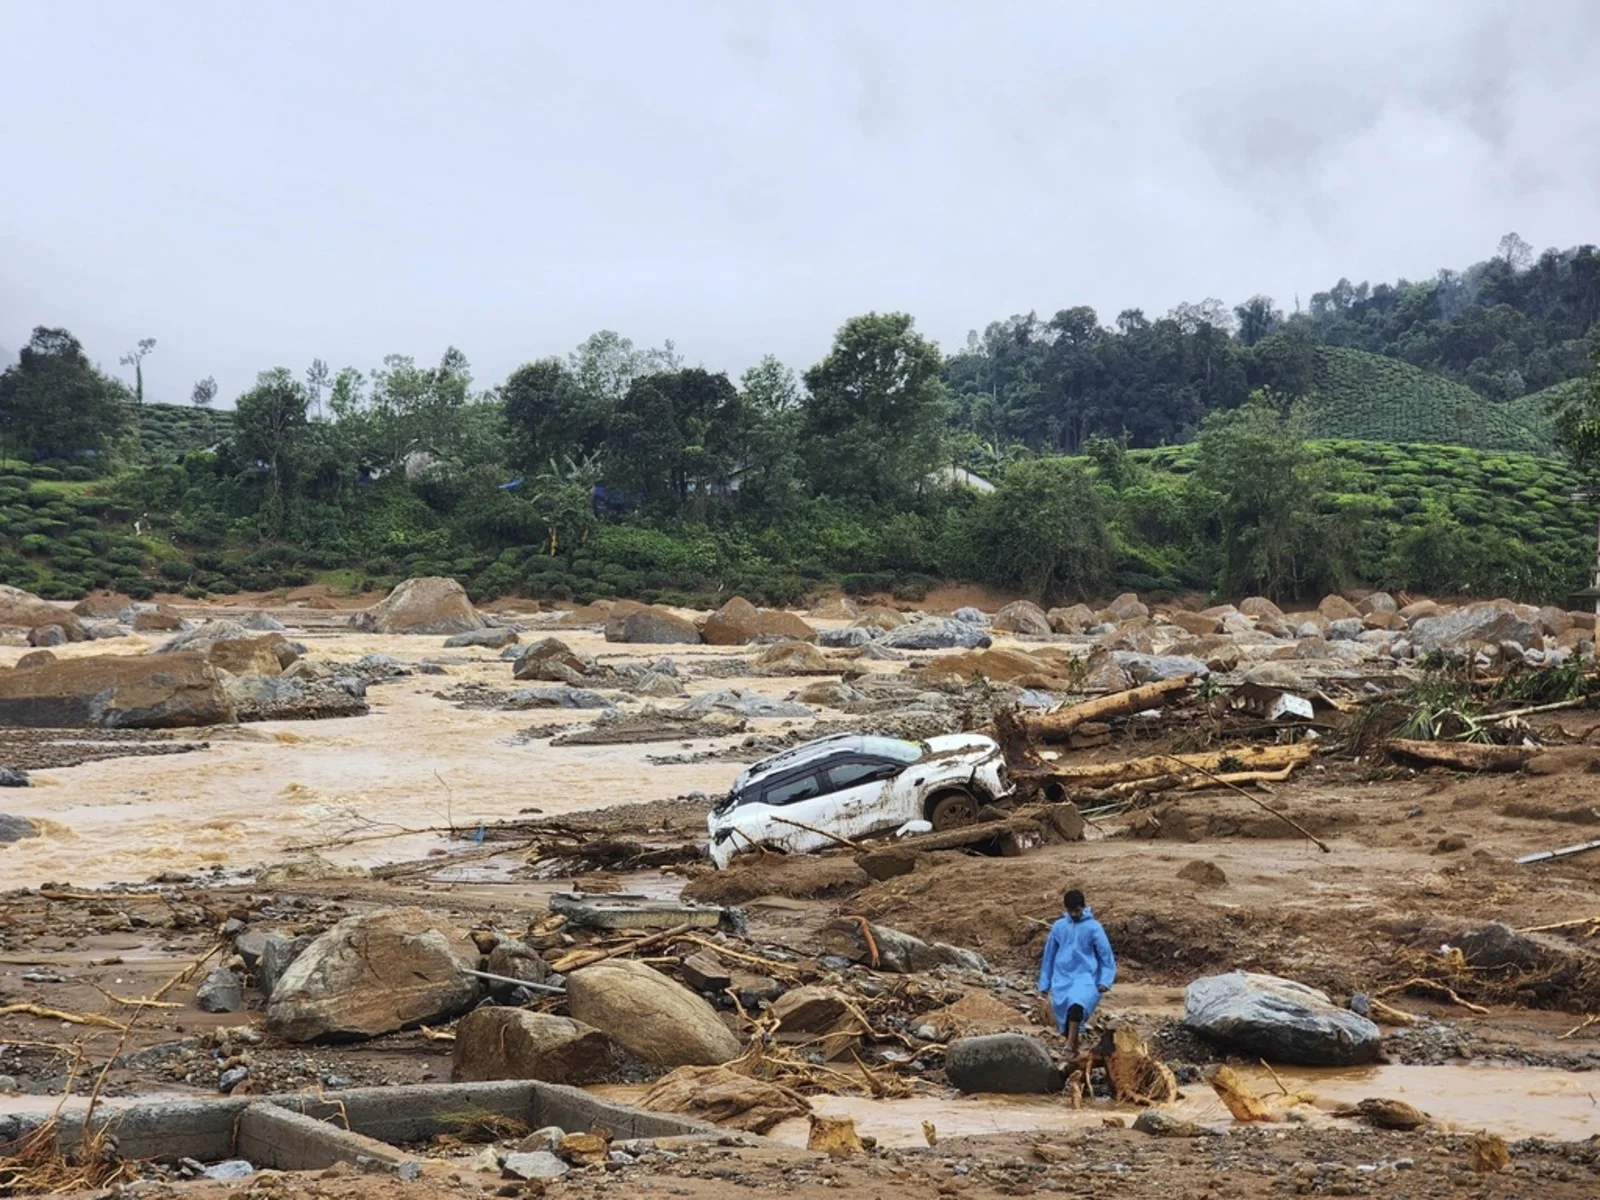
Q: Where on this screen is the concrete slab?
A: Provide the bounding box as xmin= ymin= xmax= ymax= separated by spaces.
xmin=239 ymin=1104 xmax=415 ymax=1171
xmin=549 ymin=892 xmax=726 ymax=932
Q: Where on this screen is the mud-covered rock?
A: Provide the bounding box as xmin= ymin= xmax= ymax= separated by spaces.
xmin=266 ymin=907 xmax=480 ymax=1042
xmin=0 ymin=652 xmax=234 ymax=729
xmin=566 ymin=958 xmax=741 ymax=1067
xmin=0 ymin=585 xmax=87 ymax=641
xmin=225 ymin=674 xmax=369 ymax=721
xmin=680 ymin=689 xmax=813 ymax=718
xmin=607 ymin=606 xmax=702 ymax=645
xmin=945 ymin=1033 xmax=1064 ymax=1094
xmin=992 ymin=601 xmax=1051 ymax=636
xmin=512 ymin=636 xmax=595 ymax=683
xmin=132 ymin=605 xmax=187 ymax=633
xmin=753 ymin=641 xmax=831 ymax=675
xmin=352 ymin=577 xmax=485 ymax=636
xmin=1184 ymin=971 xmax=1381 ymax=1066
xmin=444 ymin=627 xmax=520 ymax=649
xmin=451 ymin=1009 xmax=617 ymax=1085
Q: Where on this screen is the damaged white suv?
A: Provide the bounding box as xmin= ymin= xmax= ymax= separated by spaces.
xmin=706 ymin=733 xmax=1012 ymax=869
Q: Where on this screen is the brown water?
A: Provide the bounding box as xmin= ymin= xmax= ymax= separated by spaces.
xmin=1 ymin=626 xmax=829 ymax=889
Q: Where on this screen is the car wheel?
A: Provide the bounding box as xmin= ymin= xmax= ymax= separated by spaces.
xmin=927 ymin=789 xmax=978 ymax=832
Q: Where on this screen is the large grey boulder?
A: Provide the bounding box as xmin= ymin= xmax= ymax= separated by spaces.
xmin=1410 ymin=603 xmax=1540 ymax=655
xmin=451 ymin=1009 xmax=617 ymax=1085
xmin=510 ymin=686 xmax=615 ymax=709
xmin=1112 ymin=652 xmax=1209 ymax=682
xmin=823 ymin=919 xmax=987 ymax=974
xmin=945 ymin=1034 xmax=1064 ymax=1094
xmin=266 ymin=908 xmax=481 ymax=1042
xmin=1183 ymin=971 xmax=1381 ymax=1066
xmin=818 ymin=626 xmax=879 ymax=648
xmin=512 ymin=636 xmax=595 ymax=683
xmin=606 ymin=606 xmax=702 ymax=645
xmin=225 ymin=674 xmax=369 ymax=721
xmin=991 ymin=602 xmax=1051 ymax=636
xmin=0 ymin=813 xmax=39 ymax=843
xmin=444 ymin=626 xmax=520 ymax=649
xmin=565 ymin=959 xmax=741 ymax=1067
xmin=352 ymin=577 xmax=485 ymax=635
xmin=680 ymin=689 xmax=813 ymax=719
xmin=884 ymin=619 xmax=992 ymax=651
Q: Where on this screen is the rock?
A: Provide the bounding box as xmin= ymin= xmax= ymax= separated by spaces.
xmin=1410 ymin=602 xmax=1540 ymax=656
xmin=565 ymin=958 xmax=741 ymax=1067
xmin=1243 ymin=661 xmax=1306 ymax=689
xmin=72 ymin=592 xmax=134 ymax=621
xmin=13 ymin=650 xmax=55 ymax=670
xmin=770 ymin=986 xmax=865 ymax=1059
xmin=1328 ymin=618 xmax=1364 ymax=641
xmin=266 ymin=907 xmax=481 ymax=1042
xmin=1183 ymin=971 xmax=1382 ymax=1066
xmin=257 ymin=934 xmax=312 ymax=999
xmin=153 ymin=620 xmax=254 ymax=654
xmin=1362 ymin=610 xmax=1404 ymax=631
xmin=196 ymin=968 xmax=244 ymax=1013
xmin=238 ymin=612 xmax=287 ymax=632
xmin=1177 ymin=860 xmax=1227 ymax=887
xmin=945 ymin=1034 xmax=1065 ymax=1094
xmin=818 ymin=627 xmax=878 ymax=648
xmin=1355 ymin=1097 xmax=1429 ymax=1130
xmin=808 ymin=596 xmax=859 ymax=621
xmin=512 ymin=636 xmax=595 ymax=683
xmin=0 ymin=652 xmax=233 ymax=729
xmin=1537 ymin=606 xmax=1573 ymax=637
xmin=1452 ymin=922 xmax=1582 ymax=972
xmin=1318 ymin=594 xmax=1361 ymax=621
xmin=853 ymin=606 xmax=909 ymax=631
xmin=451 ymin=1009 xmax=617 ymax=1085
xmin=753 ymin=641 xmax=831 ymax=674
xmin=1167 ymin=611 xmax=1222 ymax=637
xmin=225 ymin=674 xmax=369 ymax=721
xmin=952 ymin=606 xmax=988 ymax=625
xmin=501 ymin=1151 xmax=569 ymax=1181
xmin=203 ymin=1160 xmax=255 ymax=1181
xmin=352 ymin=577 xmax=485 ymax=635
xmin=207 ymin=635 xmax=289 ymax=677
xmin=794 ymin=680 xmax=865 ymax=708
xmin=824 ymin=920 xmax=986 ymax=974
xmin=1239 ymin=596 xmax=1285 ymax=621
xmin=630 ymin=671 xmax=684 ymax=698
xmin=607 ymin=606 xmax=702 ymax=645
xmin=1104 ymin=592 xmax=1149 ymax=622
xmin=26 ymin=624 xmax=67 ymax=647
xmin=1398 ymin=599 xmax=1441 ymax=622
xmin=679 ymin=950 xmax=733 ymax=992
xmin=1047 ymin=604 xmax=1098 ymax=634
xmin=484 ymin=940 xmax=553 ymax=1001
xmin=701 ymin=597 xmax=762 ymax=645
xmin=257 ymin=854 xmax=370 ymax=883
xmin=752 ymin=609 xmax=817 ymax=643
xmin=0 ymin=813 xmax=39 ymax=841
xmin=640 ymin=1065 xmax=811 ymax=1133
xmin=1133 ymin=1111 xmax=1210 ymax=1138
xmin=444 ymin=627 xmax=520 ymax=649
xmin=992 ymin=601 xmax=1051 ymax=636
xmin=1112 ymin=652 xmax=1208 ymax=682
xmin=1357 ymin=592 xmax=1398 ymax=617
xmin=680 ymin=689 xmax=813 ymax=719
xmin=510 ymin=686 xmax=616 ymax=709
xmin=132 ymin=605 xmax=186 ymax=633
xmin=0 ymin=585 xmax=88 ymax=641
xmin=883 ymin=619 xmax=992 ymax=651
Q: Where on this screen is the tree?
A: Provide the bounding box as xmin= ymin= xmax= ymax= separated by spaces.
xmin=1498 ymin=231 xmax=1533 ymax=273
xmin=1233 ymin=297 xmax=1282 ymax=347
xmin=609 ymin=368 xmax=746 ymax=514
xmin=737 ymin=355 xmax=802 ymax=510
xmin=501 ymin=357 xmax=608 ymax=469
xmin=0 ymin=326 xmax=130 ymax=462
xmin=305 ymin=358 xmax=330 ymax=420
xmin=800 ymin=313 xmax=950 ymax=504
xmin=119 ymin=338 xmax=156 ymax=404
xmin=970 ymin=458 xmax=1112 ymax=600
xmin=1191 ymin=391 xmax=1344 ymax=599
xmin=191 ymin=376 xmax=218 ymax=408
xmin=233 ymin=368 xmax=310 ymax=533
xmin=1551 ymin=337 xmax=1600 ymax=494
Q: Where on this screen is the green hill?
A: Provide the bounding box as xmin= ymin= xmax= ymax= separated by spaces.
xmin=134 ymin=403 xmax=233 ymax=463
xmin=1304 ymin=347 xmax=1556 ymax=453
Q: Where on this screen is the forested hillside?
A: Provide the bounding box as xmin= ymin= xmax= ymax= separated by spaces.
xmin=2 ymin=236 xmax=1597 ymax=609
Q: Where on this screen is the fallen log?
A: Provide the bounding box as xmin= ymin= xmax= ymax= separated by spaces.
xmin=549 ymin=920 xmax=700 ymax=974
xmin=1023 ymin=676 xmax=1194 ymax=740
xmin=1387 ymin=740 xmax=1535 ymax=773
xmin=1019 ymin=742 xmax=1313 ymax=790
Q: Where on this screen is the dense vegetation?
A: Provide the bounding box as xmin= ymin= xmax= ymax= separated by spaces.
xmin=2 ymin=235 xmax=1598 ymax=609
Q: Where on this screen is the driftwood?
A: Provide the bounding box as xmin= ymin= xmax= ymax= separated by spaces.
xmin=549 ymin=920 xmax=700 ymax=974
xmin=1387 ymin=739 xmax=1535 ymax=772
xmin=1023 ymin=676 xmax=1193 ymax=740
xmin=1020 ymin=742 xmax=1314 ymax=790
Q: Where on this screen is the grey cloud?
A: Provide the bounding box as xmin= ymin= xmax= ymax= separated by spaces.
xmin=1 ymin=0 xmax=1596 ymax=407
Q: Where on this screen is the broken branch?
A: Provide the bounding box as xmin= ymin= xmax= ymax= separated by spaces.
xmin=550 ymin=920 xmax=700 ymax=974
xmin=1023 ymin=676 xmax=1193 ymax=740
xmin=0 ymin=1003 xmax=128 ymax=1031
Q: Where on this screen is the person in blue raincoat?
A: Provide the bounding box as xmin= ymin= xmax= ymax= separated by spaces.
xmin=1038 ymin=888 xmax=1116 ymax=1056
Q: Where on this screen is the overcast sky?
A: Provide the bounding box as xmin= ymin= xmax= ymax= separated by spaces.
xmin=3 ymin=0 xmax=1598 ymax=405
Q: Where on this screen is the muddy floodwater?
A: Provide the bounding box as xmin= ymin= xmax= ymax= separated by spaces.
xmin=2 ymin=626 xmax=803 ymax=888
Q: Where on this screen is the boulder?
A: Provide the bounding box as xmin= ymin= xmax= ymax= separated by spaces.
xmin=945 ymin=1034 xmax=1065 ymax=1094
xmin=1239 ymin=597 xmax=1285 ymax=622
xmin=72 ymin=593 xmax=134 ymax=621
xmin=640 ymin=1065 xmax=810 ymax=1134
xmin=795 ymin=680 xmax=866 ymax=708
xmin=752 ymin=610 xmax=817 ymax=643
xmin=952 ymin=606 xmax=988 ymax=625
xmin=883 ymin=620 xmax=992 ymax=651
xmin=823 ymin=919 xmax=986 ymax=974
xmin=14 ymin=650 xmax=55 ymax=670
xmin=1328 ymin=618 xmax=1364 ymax=642
xmin=770 ymin=985 xmax=866 ymax=1060
xmin=680 ymin=689 xmax=813 ymax=719
xmin=1133 ymin=1111 xmax=1211 ymax=1138
xmin=484 ymin=940 xmax=553 ymax=1002
xmin=451 ymin=1009 xmax=617 ymax=1085
xmin=1410 ymin=603 xmax=1540 ymax=655
xmin=700 ymin=597 xmax=762 ymax=645
xmin=1538 ymin=607 xmax=1574 ymax=637
xmin=1362 ymin=610 xmax=1404 ymax=631
xmin=601 ymin=600 xmax=648 ymax=639
xmin=807 ymin=596 xmax=859 ymax=621
xmin=853 ymin=607 xmax=908 ymax=631
xmin=27 ymin=625 xmax=68 ymax=648
xmin=153 ymin=620 xmax=254 ymax=654
xmin=565 ymin=958 xmax=741 ymax=1067
xmin=991 ymin=601 xmax=1051 ymax=636
xmin=753 ymin=641 xmax=831 ymax=675
xmin=510 ymin=686 xmax=615 ymax=709
xmin=1398 ymin=599 xmax=1441 ymax=622
xmin=1112 ymin=652 xmax=1208 ymax=683
xmin=1357 ymin=592 xmax=1398 ymax=617
xmin=225 ymin=674 xmax=370 ymax=721
xmin=444 ymin=627 xmax=520 ymax=649
xmin=818 ymin=627 xmax=878 ymax=648
xmin=0 ymin=653 xmax=233 ymax=729
xmin=1103 ymin=593 xmax=1149 ymax=623
xmin=1183 ymin=971 xmax=1381 ymax=1066
xmin=607 ymin=606 xmax=702 ymax=645
xmin=0 ymin=813 xmax=39 ymax=842
xmin=239 ymin=612 xmax=288 ymax=632
xmin=352 ymin=577 xmax=485 ymax=635
xmin=512 ymin=637 xmax=595 ymax=683
xmin=1167 ymin=611 xmax=1222 ymax=638
xmin=1047 ymin=604 xmax=1098 ymax=634
xmin=257 ymin=934 xmax=312 ymax=999
xmin=207 ymin=635 xmax=288 ymax=677
xmin=196 ymin=968 xmax=244 ymax=1013
xmin=0 ymin=585 xmax=87 ymax=641
xmin=1318 ymin=594 xmax=1361 ymax=621
xmin=132 ymin=606 xmax=186 ymax=633
xmin=266 ymin=907 xmax=481 ymax=1042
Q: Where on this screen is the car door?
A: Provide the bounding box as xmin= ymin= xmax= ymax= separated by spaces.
xmin=800 ymin=756 xmax=902 ymax=842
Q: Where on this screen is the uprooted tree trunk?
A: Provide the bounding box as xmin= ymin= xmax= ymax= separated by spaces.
xmin=1018 ymin=742 xmax=1314 ymax=794
xmin=1387 ymin=740 xmax=1535 ymax=773
xmin=1022 ymin=676 xmax=1194 ymax=741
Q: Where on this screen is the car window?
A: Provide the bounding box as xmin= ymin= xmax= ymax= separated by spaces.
xmin=763 ymin=772 xmax=822 ymax=807
xmin=826 ymin=760 xmax=895 ymax=790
